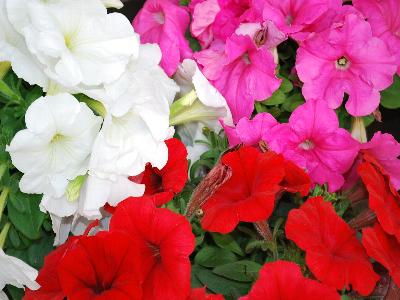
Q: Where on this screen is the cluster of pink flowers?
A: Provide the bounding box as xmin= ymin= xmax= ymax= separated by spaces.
xmin=133 ymin=0 xmax=399 ymax=122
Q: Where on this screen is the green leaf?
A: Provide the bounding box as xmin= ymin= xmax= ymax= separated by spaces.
xmin=195 ymin=246 xmax=238 ymax=268
xmin=7 ymin=193 xmax=45 ymax=240
xmin=263 ymin=90 xmax=286 ymax=106
xmin=213 ymin=260 xmax=262 ymax=282
xmin=381 ymin=75 xmax=400 ymax=109
xmin=280 ymin=77 xmax=293 ymax=93
xmin=211 ymin=233 xmax=244 ymax=256
xmin=282 ymin=93 xmax=304 ymax=112
xmin=192 ymin=265 xmax=250 ymax=297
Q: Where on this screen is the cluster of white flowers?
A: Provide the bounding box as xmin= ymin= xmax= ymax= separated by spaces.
xmin=2 ymin=0 xmax=178 ymax=243
xmin=0 ymin=0 xmax=232 ymax=295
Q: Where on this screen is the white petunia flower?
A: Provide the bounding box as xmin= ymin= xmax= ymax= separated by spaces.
xmin=79 ymin=43 xmax=178 ymax=218
xmin=6 ymin=93 xmax=102 ymax=198
xmin=0 ymin=248 xmax=39 ymax=299
xmin=0 ymin=0 xmax=48 ymax=88
xmin=173 ymin=59 xmax=232 ymax=163
xmin=6 ymin=0 xmax=139 ymax=88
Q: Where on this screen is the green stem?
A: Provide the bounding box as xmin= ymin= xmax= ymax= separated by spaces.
xmin=0 ymin=222 xmax=10 ymax=249
xmin=0 ymin=187 xmax=10 ymax=223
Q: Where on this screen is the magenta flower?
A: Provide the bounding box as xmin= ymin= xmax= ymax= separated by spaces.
xmin=262 ymin=0 xmax=341 ymax=42
xmin=353 ymin=0 xmax=400 ymax=75
xmin=195 ymin=34 xmax=281 ymax=123
xmin=133 ymin=0 xmax=192 ymax=76
xmin=222 ymin=113 xmax=278 ymax=147
xmin=296 ymin=14 xmax=397 ymax=117
xmin=266 ymin=100 xmax=359 ymax=192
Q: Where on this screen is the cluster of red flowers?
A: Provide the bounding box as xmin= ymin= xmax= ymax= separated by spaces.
xmin=25 ymin=138 xmax=400 ymax=299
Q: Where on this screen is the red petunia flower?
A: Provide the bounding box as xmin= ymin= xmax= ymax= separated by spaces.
xmin=130 ymin=138 xmax=188 ymax=206
xmin=58 ymin=231 xmax=142 ymax=300
xmin=362 ymin=223 xmax=400 ymax=287
xmin=188 ymin=288 xmax=224 ymax=300
xmin=110 ymin=197 xmax=195 ymax=300
xmin=239 ymin=260 xmax=340 ymax=300
xmin=286 ymin=196 xmax=379 ymax=296
xmin=358 ymin=161 xmax=400 ymax=241
xmin=200 ymin=146 xmax=286 ymax=233
xmin=23 ymin=237 xmax=79 ymax=300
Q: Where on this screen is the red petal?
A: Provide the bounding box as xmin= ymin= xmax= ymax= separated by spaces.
xmin=58 ymin=231 xmax=142 ymax=300
xmin=201 ymin=146 xmax=285 ymax=233
xmin=362 ymin=223 xmax=400 ymax=287
xmin=239 ymin=260 xmax=340 ymax=300
xmin=286 ymin=197 xmax=379 ymax=295
xmin=130 ymin=138 xmax=188 ymax=205
xmin=358 ymin=162 xmax=400 ymax=241
xmin=281 ymin=160 xmax=311 ymax=196
xmin=110 ymin=198 xmax=195 ymax=300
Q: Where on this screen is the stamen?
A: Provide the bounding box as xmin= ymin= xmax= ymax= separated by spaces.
xmin=335 ymin=56 xmax=350 ymax=70
xmin=299 ymin=139 xmax=314 ymax=150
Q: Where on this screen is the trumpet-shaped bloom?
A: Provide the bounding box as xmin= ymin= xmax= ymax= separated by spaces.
xmin=195 ymin=34 xmax=281 ymax=123
xmin=266 ymin=100 xmax=359 ymax=192
xmin=173 ymin=59 xmax=232 ymax=162
xmin=7 ymin=0 xmax=138 ymax=88
xmin=240 ymin=260 xmax=340 ymax=300
xmin=58 ymin=232 xmax=143 ymax=300
xmin=296 ymin=14 xmax=397 ymax=116
xmin=286 ymin=197 xmax=379 ymax=295
xmin=222 ymin=113 xmax=278 ymax=147
xmin=110 ymin=198 xmax=195 ymax=300
xmin=0 ymin=249 xmax=39 ymax=299
xmin=362 ymin=223 xmax=400 ymax=287
xmin=201 ymin=147 xmax=285 ymax=233
xmin=353 ymin=0 xmax=400 ymax=75
xmin=358 ymin=162 xmax=400 ymax=241
xmin=7 ymin=93 xmax=102 ymax=198
xmin=129 ymin=138 xmax=188 ymax=206
xmin=133 ymin=0 xmax=192 ymax=76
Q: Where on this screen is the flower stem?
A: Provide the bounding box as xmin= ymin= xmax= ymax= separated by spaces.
xmin=0 ymin=222 xmax=10 ymax=249
xmin=0 ymin=187 xmax=10 ymax=223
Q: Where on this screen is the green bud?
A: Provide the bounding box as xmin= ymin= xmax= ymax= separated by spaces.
xmin=0 ymin=62 xmax=11 ymax=80
xmin=66 ymin=175 xmax=87 ymax=203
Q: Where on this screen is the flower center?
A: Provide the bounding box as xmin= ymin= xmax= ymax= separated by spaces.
xmin=254 ymin=28 xmax=268 ymax=47
xmin=153 ymin=11 xmax=165 ymax=25
xmin=149 ymin=170 xmax=164 ymax=193
xmin=299 ymin=139 xmax=314 ymax=150
xmin=285 ymin=15 xmax=294 ymax=26
xmin=335 ymin=56 xmax=350 ymax=70
xmin=147 ymin=242 xmax=161 ymax=259
xmin=242 ymin=53 xmax=251 ymax=65
xmin=50 ymin=133 xmax=65 ymax=144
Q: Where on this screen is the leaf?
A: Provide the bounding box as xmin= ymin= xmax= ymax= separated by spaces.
xmin=212 ymin=260 xmax=262 ymax=282
xmin=381 ymin=75 xmax=400 ymax=109
xmin=195 ymin=246 xmax=238 ymax=268
xmin=282 ymin=93 xmax=304 ymax=112
xmin=262 ymin=90 xmax=286 ymax=106
xmin=192 ymin=265 xmax=250 ymax=297
xmin=7 ymin=193 xmax=45 ymax=240
xmin=211 ymin=233 xmax=244 ymax=256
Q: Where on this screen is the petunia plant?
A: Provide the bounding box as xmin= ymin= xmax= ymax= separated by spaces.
xmin=0 ymin=0 xmax=400 ymax=299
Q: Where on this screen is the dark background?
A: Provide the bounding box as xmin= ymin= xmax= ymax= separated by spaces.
xmin=120 ymin=0 xmax=400 ymax=141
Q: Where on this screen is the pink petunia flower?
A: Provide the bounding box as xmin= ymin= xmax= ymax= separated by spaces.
xmin=262 ymin=0 xmax=342 ymax=42
xmin=266 ymin=100 xmax=359 ymax=192
xmin=133 ymin=0 xmax=192 ymax=76
xmin=221 ymin=113 xmax=278 ymax=147
xmin=353 ymin=0 xmax=400 ymax=75
xmin=296 ymin=13 xmax=397 ymax=116
xmin=195 ymin=34 xmax=281 ymax=123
